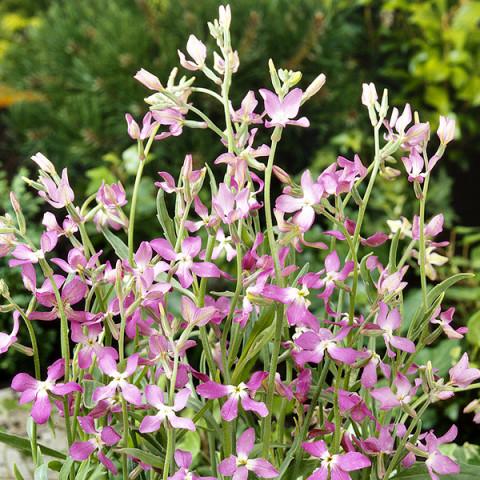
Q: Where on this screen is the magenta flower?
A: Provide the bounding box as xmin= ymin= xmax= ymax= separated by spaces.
xmin=151 ymin=236 xmax=222 ymax=288
xmin=447 ymin=352 xmax=480 ymax=388
xmin=0 ymin=310 xmax=19 ymax=354
xmin=403 ymin=425 xmax=460 ymax=480
xmin=259 ymin=88 xmax=309 ymax=128
xmin=70 ymin=416 xmax=121 ymax=475
xmin=302 ymin=439 xmax=371 ymax=480
xmin=10 ymin=231 xmax=58 ymax=267
xmin=11 ymin=358 xmax=82 ymax=424
xmin=28 ymin=277 xmax=95 ymax=323
xmin=316 ymin=251 xmax=355 ymax=300
xmin=293 ymin=327 xmax=358 ymax=366
xmin=362 ymin=302 xmax=415 ymax=357
xmin=39 ymin=168 xmax=74 ymax=208
xmin=170 ymin=449 xmax=217 ymax=480
xmin=370 ymin=372 xmax=421 ymax=415
xmin=430 ymin=306 xmax=467 ymax=339
xmin=230 ymin=91 xmax=263 ymax=125
xmin=218 ymin=428 xmax=279 ymax=480
xmin=51 ymin=247 xmax=102 ymax=278
xmin=70 ymin=323 xmax=118 ymax=370
xmin=275 ymin=170 xmax=324 ymax=232
xmin=92 ymin=353 xmax=143 ymax=406
xmin=139 ymin=386 xmax=195 ymax=433
xmin=196 ymin=372 xmax=268 ymax=421
xmin=126 ymin=112 xmax=158 ymax=140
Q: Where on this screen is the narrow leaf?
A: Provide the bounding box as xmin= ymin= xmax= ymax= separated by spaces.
xmin=100 ymin=225 xmax=129 ymax=259
xmin=116 ymin=447 xmax=165 ymax=468
xmin=13 ymin=464 xmax=26 ymax=480
xmin=156 ymin=188 xmax=176 ymax=246
xmin=0 ymin=431 xmax=66 ymax=459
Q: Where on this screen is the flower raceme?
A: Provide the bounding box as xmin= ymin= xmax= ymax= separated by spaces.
xmin=0 ymin=5 xmax=474 ymax=480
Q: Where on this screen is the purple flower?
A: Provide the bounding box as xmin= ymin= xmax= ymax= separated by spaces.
xmin=38 ymin=168 xmax=74 ymax=208
xmin=70 ymin=416 xmax=121 ymax=475
xmin=139 ymin=386 xmax=195 ymax=433
xmin=218 ymin=428 xmax=279 ymax=480
xmin=10 ymin=231 xmax=58 ymax=267
xmin=170 ymin=449 xmax=217 ymax=480
xmin=70 ymin=323 xmax=118 ymax=370
xmin=92 ymin=353 xmax=143 ymax=406
xmin=302 ymin=439 xmax=371 ymax=480
xmin=447 ymin=352 xmax=480 ymax=388
xmin=362 ymin=302 xmax=415 ymax=358
xmin=196 ymin=372 xmax=269 ymax=421
xmin=259 ymin=88 xmax=310 ymax=128
xmin=370 ymin=372 xmax=421 ymax=416
xmin=275 ymin=170 xmax=324 ymax=232
xmin=11 ymin=358 xmax=82 ymax=424
xmin=430 ymin=306 xmax=467 ymax=339
xmin=403 ymin=425 xmax=460 ymax=480
xmin=230 ymin=91 xmax=263 ymax=125
xmin=150 ymin=237 xmax=222 ymax=288
xmin=126 ymin=112 xmax=158 ymax=140
xmin=293 ymin=327 xmax=358 ymax=366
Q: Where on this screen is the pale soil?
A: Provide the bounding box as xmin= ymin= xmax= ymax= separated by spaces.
xmin=0 ymin=388 xmax=66 ymax=480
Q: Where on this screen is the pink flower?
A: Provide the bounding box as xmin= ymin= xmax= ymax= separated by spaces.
xmin=361 ymin=82 xmax=378 ymax=107
xmin=447 ymin=352 xmax=480 ymax=388
xmin=31 ymin=152 xmax=56 ymax=174
xmin=92 ymin=353 xmax=143 ymax=406
xmin=196 ymin=372 xmax=269 ymax=421
xmin=402 ymin=149 xmax=428 ymax=183
xmin=170 ymin=449 xmax=217 ymax=480
xmin=275 ymin=170 xmax=323 ymax=232
xmin=38 ymin=168 xmax=74 ymax=208
xmin=70 ymin=323 xmax=118 ymax=370
xmin=218 ymin=428 xmax=279 ymax=480
xmin=361 ymin=301 xmax=415 ymax=357
xmin=293 ymin=327 xmax=358 ymax=366
xmin=139 ymin=386 xmax=195 ymax=433
xmin=0 ymin=310 xmax=19 ymax=354
xmin=178 ymin=35 xmax=207 ymax=71
xmin=302 ymin=439 xmax=371 ymax=480
xmin=259 ymin=88 xmax=310 ymax=128
xmin=437 ymin=116 xmax=455 ymax=145
xmin=134 ymin=68 xmax=164 ymax=91
xmin=403 ymin=425 xmax=460 ymax=480
xmin=126 ymin=112 xmax=158 ymax=140
xmin=150 ymin=237 xmax=222 ymax=288
xmin=430 ymin=306 xmax=467 ymax=339
xmin=370 ymin=372 xmax=421 ymax=415
xmin=230 ymin=91 xmax=263 ymax=125
xmin=70 ymin=416 xmax=121 ymax=475
xmin=11 ymin=358 xmax=82 ymax=424
xmin=10 ymin=231 xmax=58 ymax=267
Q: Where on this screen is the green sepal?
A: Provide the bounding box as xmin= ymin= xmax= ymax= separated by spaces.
xmin=156 ymin=188 xmax=176 ymax=246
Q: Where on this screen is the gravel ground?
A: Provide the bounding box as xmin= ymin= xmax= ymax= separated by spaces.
xmin=0 ymin=388 xmax=66 ymax=480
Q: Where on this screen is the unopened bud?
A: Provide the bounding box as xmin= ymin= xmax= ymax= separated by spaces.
xmin=401 ymin=402 xmax=417 ymax=418
xmin=268 ymin=59 xmax=282 ymax=94
xmin=219 ymin=5 xmax=231 ymax=30
xmin=31 ymin=152 xmax=56 ymax=175
xmin=303 ymin=73 xmax=326 ymax=103
xmin=272 ymin=166 xmax=293 ymax=186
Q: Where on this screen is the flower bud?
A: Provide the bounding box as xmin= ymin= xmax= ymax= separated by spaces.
xmin=437 ymin=116 xmax=456 ymax=145
xmin=361 ymin=82 xmax=378 ymax=107
xmin=303 ymin=73 xmax=326 ymax=102
xmin=219 ymin=5 xmax=231 ymax=30
xmin=134 ymin=68 xmax=164 ymax=91
xmin=31 ymin=152 xmax=56 ymax=175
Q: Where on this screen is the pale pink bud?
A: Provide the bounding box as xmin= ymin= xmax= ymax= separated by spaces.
xmin=31 ymin=152 xmax=56 ymax=174
xmin=134 ymin=68 xmax=164 ymax=91
xmin=10 ymin=192 xmax=20 ymax=213
xmin=362 ymin=82 xmax=378 ymax=107
xmin=219 ymin=5 xmax=231 ymax=29
xmin=437 ymin=116 xmax=455 ymax=145
xmin=303 ymin=73 xmax=326 ymax=101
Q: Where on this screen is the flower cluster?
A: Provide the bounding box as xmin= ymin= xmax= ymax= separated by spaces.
xmin=0 ymin=5 xmax=476 ymax=480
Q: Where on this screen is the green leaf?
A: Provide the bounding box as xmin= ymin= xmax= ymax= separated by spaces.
xmin=59 ymin=458 xmax=75 ymax=480
xmin=100 ymin=225 xmax=129 ymax=259
xmin=466 ymin=310 xmax=480 ymax=347
xmin=13 ymin=464 xmax=26 ymax=480
xmin=156 ymin=188 xmax=176 ymax=246
xmin=427 ymin=273 xmax=473 ymax=305
xmin=34 ymin=464 xmax=48 ymax=480
xmin=82 ymin=379 xmax=104 ymax=409
xmin=0 ymin=431 xmax=66 ymax=460
xmin=48 ymin=460 xmax=63 ymax=472
xmin=116 ymin=447 xmax=164 ymax=468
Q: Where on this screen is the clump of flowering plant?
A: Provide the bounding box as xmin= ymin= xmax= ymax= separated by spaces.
xmin=0 ymin=5 xmax=479 ymax=480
